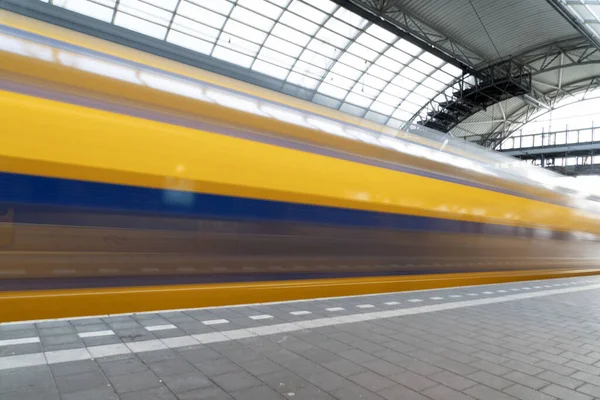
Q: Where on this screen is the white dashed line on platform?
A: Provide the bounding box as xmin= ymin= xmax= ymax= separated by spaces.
xmin=202 ymin=319 xmax=229 ymax=325
xmin=384 ymin=301 xmax=400 ymax=305
xmin=290 ymin=311 xmax=311 ymax=316
xmin=249 ymin=315 xmax=273 ymax=320
xmin=357 ymin=304 xmax=375 ymax=309
xmin=326 ymin=307 xmax=345 ymax=312
xmin=0 ymin=337 xmax=40 ymax=346
xmin=78 ymin=330 xmax=115 ymax=338
xmin=145 ymin=324 xmax=177 ymax=332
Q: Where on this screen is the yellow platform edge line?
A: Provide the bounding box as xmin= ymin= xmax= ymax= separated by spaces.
xmin=2 ymin=269 xmax=599 ymax=323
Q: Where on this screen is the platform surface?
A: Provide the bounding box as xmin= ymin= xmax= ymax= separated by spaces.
xmin=2 ymin=276 xmax=600 ymax=400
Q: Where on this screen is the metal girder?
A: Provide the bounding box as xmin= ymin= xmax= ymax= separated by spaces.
xmin=330 ymin=0 xmax=483 ymax=72
xmin=546 ymin=0 xmax=600 ymax=51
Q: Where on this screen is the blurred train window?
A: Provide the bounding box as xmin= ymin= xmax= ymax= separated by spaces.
xmin=0 ymin=207 xmax=9 ymax=217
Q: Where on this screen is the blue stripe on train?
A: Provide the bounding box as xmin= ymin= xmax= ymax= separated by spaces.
xmin=0 ymin=171 xmax=563 ymax=239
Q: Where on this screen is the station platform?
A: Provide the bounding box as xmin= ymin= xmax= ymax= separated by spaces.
xmin=2 ymin=276 xmax=600 ymax=400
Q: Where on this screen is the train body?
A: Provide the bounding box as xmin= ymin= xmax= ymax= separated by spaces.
xmin=1 ymin=11 xmax=600 ymax=320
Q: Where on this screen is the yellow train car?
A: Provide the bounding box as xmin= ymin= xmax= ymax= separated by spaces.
xmin=1 ymin=11 xmax=600 ymax=322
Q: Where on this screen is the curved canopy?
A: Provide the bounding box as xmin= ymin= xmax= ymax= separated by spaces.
xmin=20 ymin=0 xmax=600 ymax=147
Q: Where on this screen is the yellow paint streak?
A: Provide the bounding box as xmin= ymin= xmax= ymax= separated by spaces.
xmin=1 ymin=88 xmax=597 ymax=233
xmin=1 ymin=269 xmax=599 ymax=322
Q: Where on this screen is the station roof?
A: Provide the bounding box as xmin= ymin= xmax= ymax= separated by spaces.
xmin=9 ymin=0 xmax=600 ymax=148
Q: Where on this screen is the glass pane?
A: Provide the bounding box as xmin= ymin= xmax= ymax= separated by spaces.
xmin=257 ymin=47 xmax=296 ymax=69
xmin=264 ymin=35 xmax=303 ymax=58
xmin=230 ymin=6 xmax=275 ymax=32
xmin=279 ymin=11 xmax=319 ymax=35
xmin=53 ymin=0 xmax=114 ymax=21
xmin=178 ymin=2 xmax=226 ymax=30
xmin=223 ymin=20 xmax=268 ymax=45
xmin=325 ymin=18 xmax=360 ymax=39
xmin=212 ymin=46 xmax=254 ymax=67
xmin=293 ymin=59 xmax=326 ymax=79
xmin=383 ymin=46 xmax=413 ymax=66
xmin=237 ymin=0 xmax=283 ymax=19
xmin=287 ymin=71 xmax=319 ymax=89
xmin=366 ymin=24 xmax=397 ymax=44
xmin=334 ymin=7 xmax=367 ymax=29
xmin=299 ymin=49 xmax=334 ymax=71
xmin=216 ymin=35 xmax=260 ymax=57
xmin=408 ymin=59 xmax=435 ymax=76
xmin=252 ymin=59 xmax=289 ymax=79
xmin=167 ymin=30 xmax=214 ymax=54
xmin=395 ymin=39 xmax=422 ymax=56
xmin=288 ymin=1 xmax=328 ymax=24
xmin=302 ymin=0 xmax=337 ymax=13
xmin=580 ymin=129 xmax=592 ymax=142
xmin=316 ymin=28 xmax=352 ymax=49
xmin=187 ymin=0 xmax=233 ymax=15
xmin=326 ymin=72 xmax=355 ymax=90
xmin=366 ymin=64 xmax=395 ymax=82
xmin=118 ymin=0 xmax=171 ymax=25
xmin=377 ymin=92 xmax=401 ymax=107
xmin=376 ymin=55 xmax=403 ymax=74
xmin=345 ymin=92 xmax=373 ymax=107
xmin=171 ymin=15 xmax=220 ymax=43
xmin=347 ymin=42 xmax=379 ymax=61
xmin=356 ymin=33 xmax=387 ymax=53
xmin=330 ymin=62 xmax=362 ymax=80
xmin=318 ymin=82 xmax=348 ymax=99
xmin=271 ymin=24 xmax=311 ymax=47
xmin=114 ymin=12 xmax=167 ymax=39
xmin=370 ymin=101 xmax=395 ymax=115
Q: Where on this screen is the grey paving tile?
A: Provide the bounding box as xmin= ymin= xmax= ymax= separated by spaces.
xmin=304 ymin=370 xmax=347 ymax=392
xmin=61 ymin=387 xmax=120 ymax=400
xmin=230 ymin=385 xmax=283 ymax=400
xmin=503 ymin=384 xmax=557 ymax=400
xmin=180 ymin=346 xmax=223 ymax=363
xmin=1 ymin=388 xmax=61 ymax=400
xmin=465 ymin=384 xmax=519 ymax=400
xmin=348 ymin=371 xmax=396 ymax=392
xmin=377 ymin=384 xmax=430 ymax=400
xmin=576 ymin=383 xmax=600 ymax=397
xmin=322 ymin=358 xmax=366 ymax=377
xmin=430 ymin=370 xmax=477 ymax=391
xmin=362 ymin=358 xmax=405 ymax=377
xmin=0 ymin=343 xmax=43 ymax=357
xmin=55 ymin=370 xmax=110 ymax=395
xmin=82 ymin=335 xmax=123 ymax=347
xmin=537 ymin=370 xmax=584 ymax=390
xmin=259 ymin=371 xmax=311 ymax=394
xmin=541 ymin=384 xmax=592 ymax=400
xmin=389 ymin=370 xmax=437 ymax=391
xmin=148 ymin=358 xmax=198 ymax=378
xmin=211 ymin=371 xmax=262 ymax=392
xmin=161 ymin=371 xmax=212 ymax=393
xmin=100 ymin=357 xmax=150 ymax=377
xmin=108 ymin=370 xmax=162 ymax=393
xmin=467 ymin=371 xmax=514 ymax=390
xmin=177 ymin=385 xmax=233 ymax=400
xmin=422 ymin=384 xmax=474 ymax=400
xmin=50 ymin=359 xmax=101 ymax=377
xmin=137 ymin=349 xmax=180 ymax=364
xmin=504 ymin=370 xmax=550 ymax=390
xmin=194 ymin=357 xmax=242 ymax=377
xmin=0 ymin=365 xmax=55 ymax=394
xmin=331 ymin=383 xmax=385 ymax=400
xmin=237 ymin=357 xmax=281 ymax=377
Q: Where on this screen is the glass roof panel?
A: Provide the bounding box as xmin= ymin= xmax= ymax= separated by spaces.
xmin=271 ymin=24 xmax=311 ymax=47
xmin=237 ymin=0 xmax=283 ymax=19
xmin=167 ymin=30 xmax=214 ymax=55
xmin=230 ymin=6 xmax=275 ymax=32
xmin=53 ymin=0 xmax=114 ymax=22
xmin=178 ymin=4 xmax=223 ymax=28
xmin=288 ymin=1 xmax=328 ymax=24
xmin=42 ymin=0 xmax=464 ymax=125
xmin=114 ymin=12 xmax=166 ymax=39
xmin=301 ymin=0 xmax=337 ymax=14
xmin=252 ymin=59 xmax=289 ymax=80
xmin=319 ymin=82 xmax=348 ymax=99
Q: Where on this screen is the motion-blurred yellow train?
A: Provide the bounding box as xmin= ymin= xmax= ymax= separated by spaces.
xmin=1 ymin=10 xmax=599 ymax=322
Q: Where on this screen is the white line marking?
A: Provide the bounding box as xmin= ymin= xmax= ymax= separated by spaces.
xmin=249 ymin=315 xmax=273 ymax=320
xmin=290 ymin=311 xmax=311 ymax=316
xmin=510 ymin=288 xmax=520 ymax=291
xmin=1 ymin=283 xmax=600 ymax=370
xmin=533 ymin=286 xmax=542 ymax=289
xmin=202 ymin=319 xmax=229 ymax=325
xmin=46 ymin=348 xmax=91 ymax=364
xmin=384 ymin=302 xmax=400 ymax=305
xmin=52 ymin=269 xmax=76 ymax=274
xmin=466 ymin=293 xmax=478 ymax=296
xmin=430 ymin=297 xmax=443 ymax=300
xmin=357 ymin=304 xmax=374 ymax=309
xmin=522 ymin=287 xmax=531 ymax=290
xmin=0 ymin=337 xmax=40 ymax=346
xmin=449 ymin=295 xmax=462 ymax=298
xmin=497 ymin=290 xmax=507 ymax=293
xmin=145 ymin=324 xmax=176 ymax=332
xmin=0 ymin=269 xmax=25 ymax=276
xmin=482 ymin=291 xmax=494 ymax=294
xmin=78 ymin=330 xmax=114 ymax=338
xmin=408 ymin=299 xmax=423 ymax=303
xmin=326 ymin=307 xmax=344 ymax=312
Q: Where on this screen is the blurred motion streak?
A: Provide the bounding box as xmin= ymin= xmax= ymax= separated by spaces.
xmin=1 ymin=10 xmax=600 ymax=321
